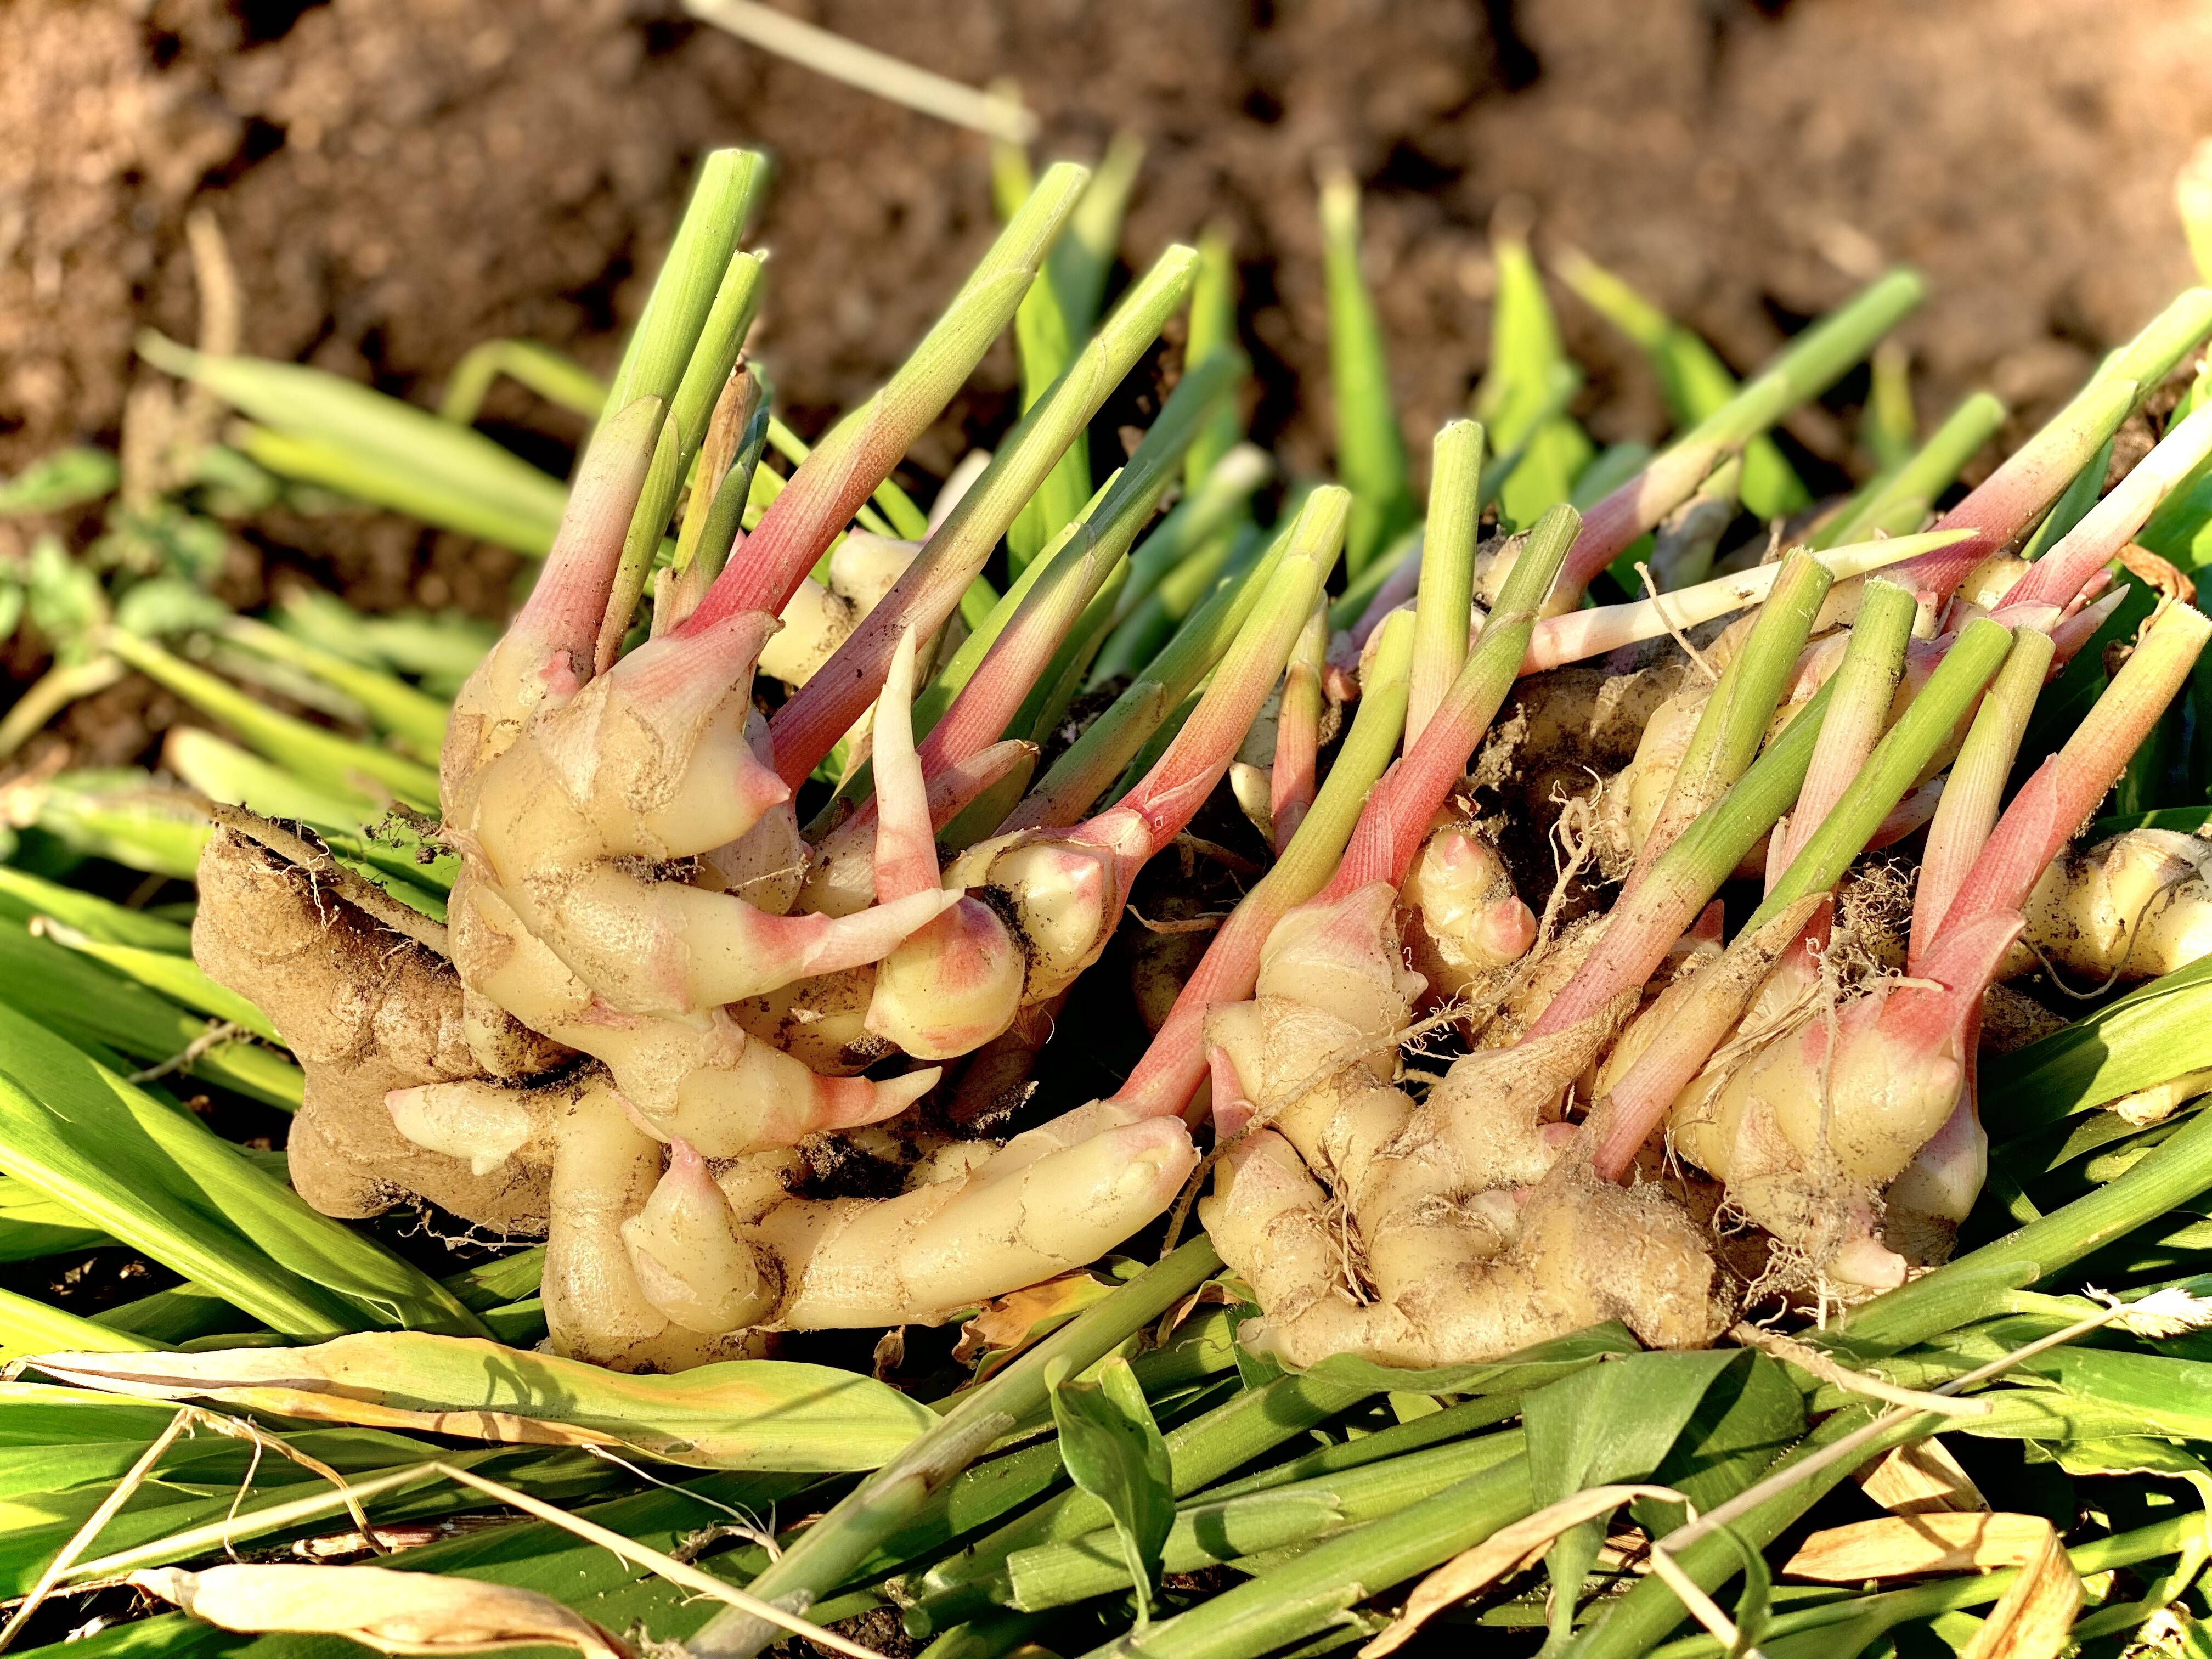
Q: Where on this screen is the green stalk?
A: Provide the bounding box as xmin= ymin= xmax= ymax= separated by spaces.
xmin=1556 ymin=249 xmax=1809 ymax=520
xmin=1526 ymin=679 xmax=1834 ymax=1039
xmin=1107 ymin=609 xmax=1414 ymax=1119
xmin=1325 ymin=503 xmax=1581 ymax=896
xmin=1077 ymin=1453 xmax=1534 ymax=1659
xmin=1768 ymin=578 xmax=1925 ymax=878
xmin=1892 ymin=287 xmax=2212 ymax=602
xmin=438 ymin=337 xmax=607 ymax=425
xmin=1585 ymin=606 xmax=2010 ymax=1178
xmin=1319 ymin=166 xmax=1415 ymax=575
xmin=221 ymin=616 xmax=449 ymax=761
xmin=1406 ymin=420 xmax=1482 ymax=747
xmin=1564 ymin=1404 xmax=1911 ymax=1659
xmin=1205 ymin=1391 xmax=1526 ymax=1500
xmin=2018 ymin=432 xmax=2117 ymax=564
xmin=1325 ymin=523 xmax=1421 ymax=630
xmin=1861 ymin=337 xmax=1917 ymax=470
xmin=1560 ymin=268 xmax=1926 ymax=601
xmin=766 ymin=244 xmax=1199 ymax=786
xmin=926 ymin=354 xmax=1246 ymax=737
xmin=1474 ymin=227 xmax=1593 ymax=527
xmin=911 ymin=1371 xmax=1378 ymax=1626
xmin=0 ymin=866 xmax=192 ymax=953
xmin=1011 ymin=522 xmax=1289 ymax=832
xmin=672 ymin=365 xmax=771 ymax=585
xmin=685 ymin=1240 xmax=1223 ymax=1659
xmin=687 ymin=163 xmax=1088 ymax=629
xmin=1101 ymin=442 xmax=1271 ymax=646
xmin=108 ymin=631 xmax=441 ymax=810
xmin=1847 ymin=1104 xmax=2212 ymax=1351
xmin=1812 ymin=390 xmax=2006 ymax=548
xmin=1185 ymin=223 xmax=1246 ymax=492
xmin=590 ymin=155 xmax=769 ymax=661
xmin=1004 ymin=1430 xmax=1528 ymax=1614
xmin=1007 ymin=132 xmax=1145 ymax=574
xmin=1089 ymin=499 xmax=1266 ymax=689
xmin=1630 ymin=548 xmax=1834 ymax=882
xmin=142 ymin=342 xmax=568 ymax=555
xmin=1907 ymin=628 xmax=2056 ymax=967
xmin=765 ymin=413 xmax=926 ymax=541
xmin=596 ymin=150 xmax=765 ymax=436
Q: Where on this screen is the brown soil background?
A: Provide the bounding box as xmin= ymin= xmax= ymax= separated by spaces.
xmin=5 ymin=0 xmax=2212 ymax=612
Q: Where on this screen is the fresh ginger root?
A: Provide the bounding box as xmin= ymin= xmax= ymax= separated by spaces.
xmin=191 ymin=827 xmax=557 ymax=1233
xmin=1397 ymin=817 xmax=1538 ymax=1005
xmin=1200 ymin=885 xmax=1723 ymax=1368
xmin=2004 ymin=827 xmax=2212 ymax=983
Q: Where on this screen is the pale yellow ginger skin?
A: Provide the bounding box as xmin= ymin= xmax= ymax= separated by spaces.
xmin=2006 ymin=828 xmax=2212 ymax=983
xmin=756 ymin=531 xmax=921 ymax=687
xmin=366 ymin=589 xmax=1199 ymax=1368
xmin=1655 ymin=960 xmax=1971 ymax=1295
xmin=1200 ymin=884 xmax=1723 ymax=1369
xmin=1398 ymin=820 xmax=1538 ymax=1003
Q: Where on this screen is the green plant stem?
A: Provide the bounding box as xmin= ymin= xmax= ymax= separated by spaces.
xmin=1750 ymin=617 xmax=2012 ymax=930
xmin=1406 ymin=420 xmax=1482 ymax=747
xmin=686 ymin=163 xmax=1087 ymax=630
xmin=768 ymin=244 xmax=1198 ymax=786
xmin=1003 ymin=1430 xmax=1529 ymax=1614
xmin=107 ymin=631 xmax=441 ymax=810
xmin=1108 ymin=609 xmax=1413 ymax=1119
xmin=1100 ymin=442 xmax=1270 ymax=648
xmin=221 ymin=617 xmax=449 ymax=760
xmin=1631 ymin=548 xmax=1835 ymax=882
xmin=1560 ymin=269 xmax=1926 ymax=602
xmin=1908 ymin=630 xmax=2056 ymax=968
xmin=1012 ymin=521 xmax=1290 ymax=832
xmin=685 ymin=1239 xmax=1222 ymax=1659
xmin=1814 ymin=390 xmax=2007 ymax=549
xmin=911 ymin=1371 xmax=1379 ymax=1626
xmin=1185 ymin=224 xmax=1245 ymax=491
xmin=1319 ymin=167 xmax=1415 ymax=577
xmin=1076 ymin=1452 xmax=1534 ymax=1659
xmin=1325 ymin=503 xmax=1579 ymax=896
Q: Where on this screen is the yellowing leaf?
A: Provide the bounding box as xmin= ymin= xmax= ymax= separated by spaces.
xmin=1362 ymin=1483 xmax=1689 ymax=1658
xmin=953 ymin=1269 xmax=1114 ymax=1370
xmin=1961 ymin=1520 xmax=2084 ymax=1659
xmin=1853 ymin=1437 xmax=1990 ymax=1516
xmin=132 ymin=1562 xmax=629 ymax=1658
xmin=30 ymin=1333 xmax=933 ymax=1470
xmin=1785 ymin=1513 xmax=2060 ymax=1583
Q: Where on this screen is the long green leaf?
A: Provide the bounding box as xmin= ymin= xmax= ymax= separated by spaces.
xmin=0 ymin=1001 xmax=477 ymax=1338
xmin=1049 ymin=1355 xmax=1175 ymax=1625
xmin=32 ymin=1331 xmax=936 ymax=1472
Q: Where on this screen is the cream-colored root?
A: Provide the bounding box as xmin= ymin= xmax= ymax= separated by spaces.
xmin=1199 ymin=883 xmax=1722 ymax=1368
xmin=1398 ymin=820 xmax=1538 ymax=1003
xmin=388 ymin=1064 xmax=1194 ymax=1362
xmin=2005 ymin=828 xmax=2212 ymax=984
xmin=757 ymin=531 xmax=921 ymax=687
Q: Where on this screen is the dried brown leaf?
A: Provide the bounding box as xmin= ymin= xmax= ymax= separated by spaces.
xmin=1960 ymin=1521 xmax=2084 ymax=1659
xmin=1853 ymin=1437 xmax=1990 ymax=1516
xmin=131 ymin=1564 xmax=630 ymax=1658
xmin=1362 ymin=1484 xmax=1689 ymax=1658
xmin=1785 ymin=1513 xmax=2057 ymax=1583
xmin=952 ymin=1270 xmax=1113 ymax=1368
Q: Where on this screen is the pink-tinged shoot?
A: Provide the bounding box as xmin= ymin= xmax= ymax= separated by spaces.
xmin=618 ymin=1137 xmax=772 ymax=1333
xmin=2001 ymin=399 xmax=2212 ymax=613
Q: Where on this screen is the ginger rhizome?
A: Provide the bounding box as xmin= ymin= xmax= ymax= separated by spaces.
xmin=182 ymin=139 xmax=2212 ymax=1386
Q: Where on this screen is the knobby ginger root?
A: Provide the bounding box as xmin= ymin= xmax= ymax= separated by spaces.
xmin=756 ymin=532 xmax=921 ymax=688
xmin=2004 ymin=827 xmax=2212 ymax=983
xmin=192 ymin=828 xmax=555 ymax=1232
xmin=1397 ymin=818 xmax=1537 ymax=1004
xmin=1200 ymin=884 xmax=1723 ymax=1368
